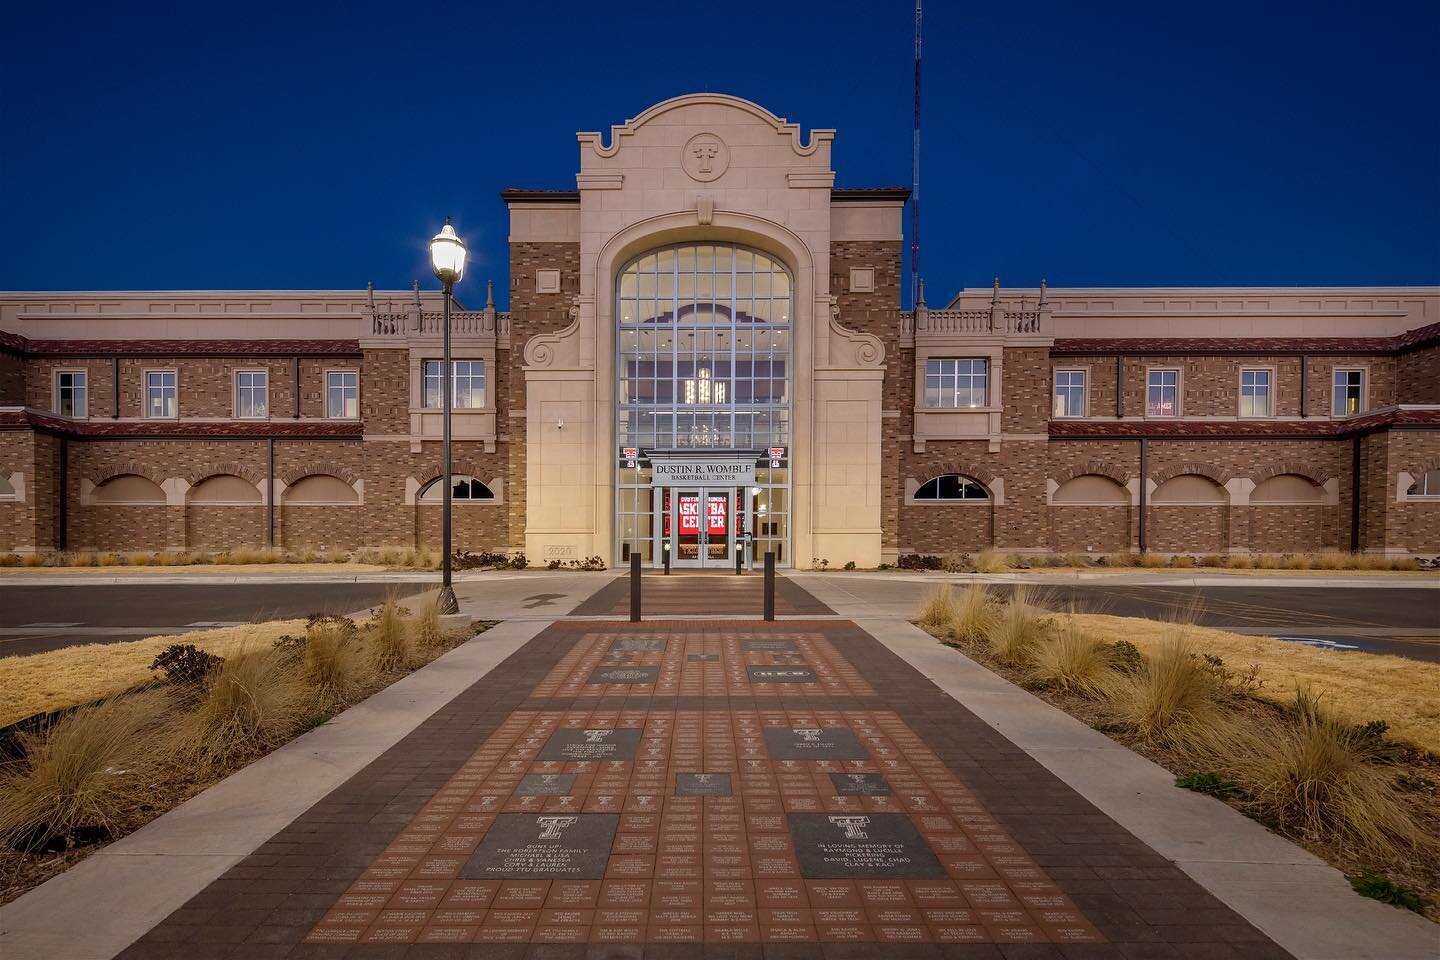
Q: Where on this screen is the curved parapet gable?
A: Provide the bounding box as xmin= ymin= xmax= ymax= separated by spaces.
xmin=577 ymin=93 xmax=834 ymax=159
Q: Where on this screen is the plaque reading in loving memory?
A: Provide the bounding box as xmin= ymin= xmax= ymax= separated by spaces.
xmin=763 ymin=727 xmax=870 ymax=760
xmin=539 ymin=728 xmax=643 ymax=761
xmin=828 ymin=773 xmax=892 ymax=796
xmin=788 ymin=813 xmax=946 ymax=879
xmin=675 ymin=773 xmax=734 ymax=797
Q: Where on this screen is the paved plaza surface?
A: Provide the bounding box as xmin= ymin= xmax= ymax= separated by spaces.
xmin=3 ymin=573 xmax=1435 ymax=959
xmin=110 ymin=586 xmax=1296 ymax=958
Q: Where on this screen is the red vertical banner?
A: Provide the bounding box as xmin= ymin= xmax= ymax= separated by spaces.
xmin=706 ymin=494 xmax=727 ymax=535
xmin=678 ymin=494 xmax=700 ymax=534
xmin=663 ymin=490 xmax=671 ymax=536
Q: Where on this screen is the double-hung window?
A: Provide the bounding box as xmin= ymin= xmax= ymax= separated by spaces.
xmin=1239 ymin=369 xmax=1272 ymax=418
xmin=56 ymin=370 xmax=88 ymax=417
xmin=1333 ymin=368 xmax=1364 ymax=416
xmin=423 ymin=360 xmax=486 ymax=409
xmin=327 ymin=371 xmax=359 ymax=418
xmin=1053 ymin=369 xmax=1086 ymax=417
xmin=924 ymin=358 xmax=988 ymax=408
xmin=235 ymin=370 xmax=269 ymax=419
xmin=1146 ymin=369 xmax=1180 ymax=417
xmin=145 ymin=371 xmax=177 ymax=418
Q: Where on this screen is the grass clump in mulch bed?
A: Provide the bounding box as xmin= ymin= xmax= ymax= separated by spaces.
xmin=917 ymin=588 xmax=1440 ymax=923
xmin=0 ymin=592 xmax=486 ymax=906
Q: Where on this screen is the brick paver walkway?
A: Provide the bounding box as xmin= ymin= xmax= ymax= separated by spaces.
xmin=571 ymin=573 xmax=832 ymax=618
xmin=118 ymin=596 xmax=1293 ymax=958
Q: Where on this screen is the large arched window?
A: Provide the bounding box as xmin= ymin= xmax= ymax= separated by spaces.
xmin=616 ymin=243 xmax=792 ymax=451
xmin=915 ymin=474 xmax=990 ymax=501
xmin=418 ymin=476 xmax=494 ymax=502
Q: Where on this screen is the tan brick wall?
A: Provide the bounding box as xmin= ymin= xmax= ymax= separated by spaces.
xmin=0 ymin=352 xmax=23 ymax=406
xmin=1399 ymin=344 xmax=1440 ymax=405
xmin=1387 ymin=431 xmax=1440 ymax=551
xmin=1051 ymin=506 xmax=1131 ymax=553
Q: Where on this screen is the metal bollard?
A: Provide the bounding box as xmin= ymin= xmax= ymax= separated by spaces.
xmin=662 ymin=542 xmax=670 ymax=575
xmin=763 ymin=551 xmax=775 ymax=621
xmin=735 ymin=543 xmax=743 ymax=575
xmin=630 ymin=552 xmax=641 ymax=622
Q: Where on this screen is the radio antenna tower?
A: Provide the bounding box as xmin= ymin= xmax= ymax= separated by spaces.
xmin=911 ymin=0 xmax=923 ymax=309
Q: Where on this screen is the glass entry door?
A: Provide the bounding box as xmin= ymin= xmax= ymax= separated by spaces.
xmin=667 ymin=487 xmax=732 ymax=568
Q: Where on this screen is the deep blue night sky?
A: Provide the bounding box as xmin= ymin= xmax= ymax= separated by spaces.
xmin=3 ymin=1 xmax=1437 ymax=307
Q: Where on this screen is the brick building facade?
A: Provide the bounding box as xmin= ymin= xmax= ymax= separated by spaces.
xmin=2 ymin=94 xmax=1438 ymax=563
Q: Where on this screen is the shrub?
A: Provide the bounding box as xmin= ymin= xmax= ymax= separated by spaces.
xmin=95 ymin=552 xmax=121 ymax=567
xmin=1029 ymin=620 xmax=1111 ymax=696
xmin=843 ymin=560 xmax=857 ymax=571
xmin=1175 ymin=770 xmax=1243 ymax=798
xmin=916 ymin=584 xmax=957 ymax=632
xmin=151 ymin=643 xmax=225 ymax=686
xmin=23 ymin=553 xmax=47 ymax=567
xmin=453 ymin=549 xmax=511 ymax=570
xmin=1138 ymin=552 xmax=1169 ymax=569
xmin=0 ymin=552 xmax=22 ymax=566
xmin=1170 ymin=555 xmax=1195 ymax=569
xmin=974 ymin=549 xmax=1008 ymax=574
xmin=1348 ymin=873 xmax=1424 ymax=913
xmin=369 ymin=596 xmax=413 ymax=671
xmin=811 ymin=558 xmax=830 ymax=570
xmin=898 ymin=553 xmax=943 ymax=570
xmin=1198 ymin=554 xmax=1225 ymax=568
xmin=1198 ymin=689 xmax=1434 ymax=855
xmin=949 ymin=584 xmax=998 ymax=645
xmin=0 ymin=692 xmax=171 ymax=849
xmin=984 ymin=586 xmax=1049 ymax=665
xmin=1224 ymin=554 xmax=1255 ymax=570
xmin=298 ymin=617 xmax=371 ymax=707
xmin=510 ymin=552 xmax=528 ymax=570
xmin=413 ymin=595 xmax=445 ymax=652
xmin=1107 ymin=640 xmax=1144 ymax=674
xmin=178 ymin=646 xmax=306 ymax=763
xmin=1107 ymin=631 xmax=1220 ymax=745
xmin=1256 ymin=553 xmax=1285 ymax=570
xmin=939 ymin=552 xmax=971 ymax=573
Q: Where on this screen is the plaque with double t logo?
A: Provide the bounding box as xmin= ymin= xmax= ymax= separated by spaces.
xmin=539 ymin=728 xmax=643 ymax=761
xmin=828 ymin=772 xmax=892 ymax=796
xmin=588 ymin=665 xmax=659 ymax=684
xmin=460 ymin=814 xmax=619 ymax=879
xmin=611 ymin=638 xmax=667 ymax=652
xmin=763 ymin=726 xmax=869 ymax=760
xmin=788 ymin=813 xmax=945 ymax=879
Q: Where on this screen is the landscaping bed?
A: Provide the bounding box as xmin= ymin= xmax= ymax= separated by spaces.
xmin=0 ymin=598 xmax=494 ymax=906
xmin=915 ymin=584 xmax=1440 ymax=923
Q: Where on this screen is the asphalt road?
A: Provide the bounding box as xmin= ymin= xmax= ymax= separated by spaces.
xmin=985 ymin=583 xmax=1440 ymax=662
xmin=0 ymin=582 xmax=430 ymax=658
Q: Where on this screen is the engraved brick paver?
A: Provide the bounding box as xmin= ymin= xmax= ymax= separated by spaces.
xmin=118 ymin=596 xmax=1294 ymax=959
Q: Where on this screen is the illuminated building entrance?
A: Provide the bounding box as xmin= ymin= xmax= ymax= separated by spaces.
xmin=614 ymin=242 xmax=792 ymax=567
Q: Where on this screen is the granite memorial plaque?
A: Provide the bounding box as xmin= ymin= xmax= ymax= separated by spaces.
xmin=742 ymin=639 xmax=797 ymax=652
xmin=763 ymin=726 xmax=870 ymax=760
xmin=747 ymin=666 xmax=818 ymax=683
xmin=588 ymin=665 xmax=659 ymax=684
xmin=829 ymin=773 xmax=892 ymax=796
xmin=601 ymin=653 xmax=633 ymax=663
xmin=788 ymin=813 xmax=945 ymax=879
xmin=611 ymin=638 xmax=667 ymax=652
xmin=687 ymin=654 xmax=719 ymax=662
xmin=675 ymin=773 xmax=733 ymax=797
xmin=460 ymin=813 xmax=619 ymax=879
xmin=516 ymin=773 xmax=578 ymax=796
xmin=771 ymin=653 xmax=807 ymax=664
xmin=539 ymin=728 xmax=643 ymax=761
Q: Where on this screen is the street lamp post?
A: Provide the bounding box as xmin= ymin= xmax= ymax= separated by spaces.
xmin=429 ymin=217 xmax=467 ymax=614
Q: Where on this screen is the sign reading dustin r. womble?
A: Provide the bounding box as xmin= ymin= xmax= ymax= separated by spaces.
xmin=650 ymin=459 xmax=756 ymax=485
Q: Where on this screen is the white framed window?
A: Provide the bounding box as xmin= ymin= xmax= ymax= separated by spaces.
xmin=1332 ymin=368 xmax=1365 ymax=417
xmin=913 ymin=474 xmax=990 ymax=501
xmin=1239 ymin=368 xmax=1273 ymax=418
xmin=1053 ymin=369 xmax=1086 ymax=418
xmin=145 ymin=370 xmax=177 ymax=418
xmin=326 ymin=370 xmax=359 ymax=419
xmin=924 ymin=358 xmax=988 ymax=408
xmin=1407 ymin=469 xmax=1440 ymax=498
xmin=423 ymin=360 xmax=486 ymax=409
xmin=418 ymin=475 xmax=495 ymax=502
xmin=1146 ymin=368 xmax=1180 ymax=417
xmin=235 ymin=370 xmax=269 ymax=419
xmin=55 ymin=370 xmax=88 ymax=418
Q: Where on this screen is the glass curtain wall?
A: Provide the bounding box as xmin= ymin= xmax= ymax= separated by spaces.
xmin=615 ymin=243 xmax=793 ymax=564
